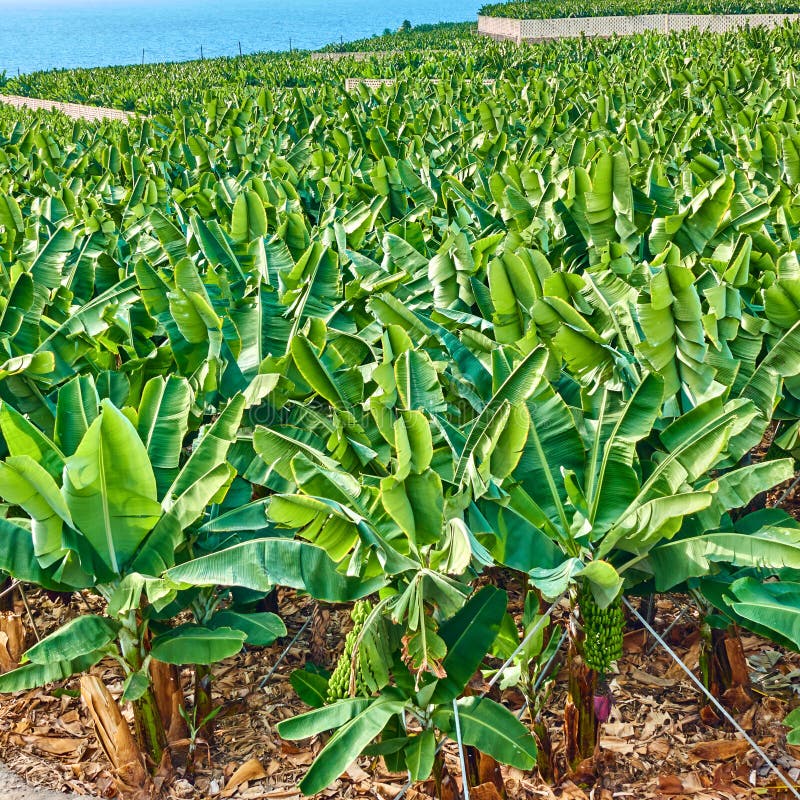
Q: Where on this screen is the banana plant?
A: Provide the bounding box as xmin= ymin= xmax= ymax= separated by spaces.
xmin=472 ymin=371 xmax=795 ymax=766
xmin=171 ymin=407 xmax=478 ymax=680
xmin=644 ymin=503 xmax=800 ymax=701
xmin=163 ymin=338 xmax=548 ymax=794
xmin=724 ymin=575 xmax=800 ymax=651
xmin=483 ymin=595 xmax=563 ymax=781
xmin=0 ymin=378 xmax=263 ymax=777
xmin=279 ymin=587 xmax=537 ymax=798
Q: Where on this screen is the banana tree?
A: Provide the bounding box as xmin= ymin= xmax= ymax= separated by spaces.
xmin=164 ymin=336 xmax=549 ymax=794
xmin=278 ymin=587 xmax=537 ymax=798
xmin=0 ymin=380 xmax=276 ymax=795
xmin=724 ymin=575 xmax=800 ymax=654
xmin=472 ymin=372 xmax=795 ymax=767
xmin=646 ymin=506 xmax=800 ymax=706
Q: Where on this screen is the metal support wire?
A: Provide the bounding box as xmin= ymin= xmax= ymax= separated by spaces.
xmin=533 ymin=628 xmax=568 ymax=694
xmin=515 ymin=627 xmax=569 ymax=722
xmin=646 ymin=606 xmax=687 ymax=654
xmin=623 ymin=596 xmax=800 ymax=800
xmin=391 ymin=777 xmax=412 ymax=800
xmin=18 ymin=585 xmax=40 ymax=642
xmin=0 ymin=579 xmax=19 ymax=603
xmin=452 ymin=698 xmax=471 ymax=800
xmin=258 ymin=615 xmax=312 ymax=689
xmin=533 ymin=628 xmax=569 ymax=692
xmin=483 ymin=595 xmax=563 ymax=696
xmin=776 ymin=474 xmax=800 ymax=508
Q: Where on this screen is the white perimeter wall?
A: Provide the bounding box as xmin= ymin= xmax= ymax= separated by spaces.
xmin=478 ymin=12 xmax=800 ymax=41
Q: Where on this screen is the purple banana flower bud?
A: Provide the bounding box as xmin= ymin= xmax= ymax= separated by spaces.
xmin=594 ymin=690 xmax=613 ymax=723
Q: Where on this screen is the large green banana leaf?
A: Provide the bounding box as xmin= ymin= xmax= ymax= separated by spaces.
xmin=63 ymin=400 xmax=162 ymax=575
xmin=165 ymin=538 xmax=385 ymax=601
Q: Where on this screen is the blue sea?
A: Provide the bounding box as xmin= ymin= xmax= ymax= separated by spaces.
xmin=0 ymin=0 xmax=481 ymax=76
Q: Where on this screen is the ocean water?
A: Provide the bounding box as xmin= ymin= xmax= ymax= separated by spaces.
xmin=0 ymin=0 xmax=481 ymax=76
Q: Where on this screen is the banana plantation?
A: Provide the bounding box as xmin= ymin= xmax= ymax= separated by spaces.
xmin=0 ymin=15 xmax=799 ymax=800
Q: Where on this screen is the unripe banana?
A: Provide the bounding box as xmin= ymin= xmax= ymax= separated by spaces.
xmin=578 ymin=586 xmax=624 ymax=674
xmin=326 ymin=600 xmax=373 ymax=702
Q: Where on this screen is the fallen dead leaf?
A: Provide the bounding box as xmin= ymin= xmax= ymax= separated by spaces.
xmin=559 ymin=780 xmax=589 ymax=799
xmin=570 ymin=757 xmax=595 ymax=784
xmin=700 ymin=704 xmax=722 ymax=725
xmin=470 ymin=784 xmax=504 ymax=800
xmin=722 ymin=686 xmax=753 ymax=712
xmin=688 ymin=739 xmax=749 ymax=763
xmin=344 ymin=762 xmax=370 ymax=782
xmin=641 ymin=709 xmax=671 ymax=739
xmin=666 ymin=641 xmax=700 ymax=678
xmin=647 ymin=739 xmax=671 ymax=758
xmin=603 ymin=721 xmax=635 ymax=739
xmin=9 ymin=734 xmax=85 ymax=755
xmin=712 ymin=760 xmax=752 ymax=792
xmin=599 ymin=735 xmax=635 ymax=754
xmin=657 ymin=774 xmax=684 ymax=794
xmin=657 ymin=772 xmax=705 ymax=794
xmin=374 ymin=784 xmax=406 ymax=799
xmin=623 ymin=629 xmax=647 ymax=653
xmin=222 ymin=758 xmax=268 ymax=797
xmin=629 ymin=668 xmax=678 ymax=688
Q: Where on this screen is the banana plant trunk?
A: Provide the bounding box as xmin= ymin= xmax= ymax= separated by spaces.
xmin=699 ymin=622 xmax=752 ymax=715
xmin=133 ymin=688 xmax=169 ymax=768
xmin=0 ymin=611 xmax=24 ymax=673
xmin=533 ymin=713 xmax=556 ymax=783
xmin=80 ymin=675 xmax=155 ymax=800
xmin=464 ymin=748 xmax=506 ymax=798
xmin=118 ymin=614 xmax=168 ymax=767
xmin=194 ymin=662 xmax=215 ymax=748
xmin=309 ymin=601 xmax=332 ymax=667
xmin=150 ymin=659 xmax=189 ymax=746
xmin=564 ymin=600 xmax=599 ymax=770
xmin=432 ymin=749 xmax=462 ymax=800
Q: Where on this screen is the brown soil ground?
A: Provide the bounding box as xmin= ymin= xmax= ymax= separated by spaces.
xmin=0 ymin=584 xmax=799 ymax=800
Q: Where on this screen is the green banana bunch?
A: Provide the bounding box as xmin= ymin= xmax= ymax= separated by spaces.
xmin=327 ymin=600 xmax=372 ymax=702
xmin=579 ymin=585 xmax=624 ymax=674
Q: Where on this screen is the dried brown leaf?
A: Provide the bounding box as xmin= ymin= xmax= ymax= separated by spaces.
xmin=688 ymin=739 xmax=749 ymax=763
xmin=10 ymin=734 xmax=85 ymax=755
xmin=599 ymin=735 xmax=635 ymax=754
xmin=470 ymin=784 xmax=504 ymax=800
xmin=222 ymin=758 xmax=268 ymax=797
xmin=657 ymin=773 xmax=705 ymax=795
xmin=628 ymin=668 xmax=678 ymax=688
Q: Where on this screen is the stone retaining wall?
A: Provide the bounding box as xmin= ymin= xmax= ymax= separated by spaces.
xmin=478 ymin=12 xmax=800 ymax=41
